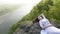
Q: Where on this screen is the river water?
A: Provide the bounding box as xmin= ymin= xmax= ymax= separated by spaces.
xmin=0 ymin=0 xmax=41 ymax=34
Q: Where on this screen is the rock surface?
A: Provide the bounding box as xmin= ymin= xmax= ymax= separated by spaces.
xmin=13 ymin=21 xmax=60 ymax=34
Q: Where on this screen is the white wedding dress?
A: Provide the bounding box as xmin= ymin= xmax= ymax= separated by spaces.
xmin=39 ymin=14 xmax=60 ymax=34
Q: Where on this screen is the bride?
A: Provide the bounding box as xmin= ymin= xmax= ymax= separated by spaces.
xmin=37 ymin=13 xmax=60 ymax=34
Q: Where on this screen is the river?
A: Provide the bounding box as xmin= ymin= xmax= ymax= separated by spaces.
xmin=0 ymin=0 xmax=41 ymax=34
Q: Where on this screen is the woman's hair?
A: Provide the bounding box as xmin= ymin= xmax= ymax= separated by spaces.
xmin=33 ymin=18 xmax=39 ymax=24
xmin=40 ymin=15 xmax=44 ymax=19
xmin=33 ymin=15 xmax=44 ymax=23
xmin=35 ymin=18 xmax=40 ymax=22
xmin=33 ymin=18 xmax=42 ymax=29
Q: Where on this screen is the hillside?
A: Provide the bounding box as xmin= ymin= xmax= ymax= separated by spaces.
xmin=9 ymin=0 xmax=60 ymax=34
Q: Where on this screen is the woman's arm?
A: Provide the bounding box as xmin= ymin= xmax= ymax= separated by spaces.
xmin=40 ymin=14 xmax=46 ymax=19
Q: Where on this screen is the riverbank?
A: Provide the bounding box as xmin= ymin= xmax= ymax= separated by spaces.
xmin=13 ymin=21 xmax=60 ymax=34
xmin=13 ymin=21 xmax=41 ymax=34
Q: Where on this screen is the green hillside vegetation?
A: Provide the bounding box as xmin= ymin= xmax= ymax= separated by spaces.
xmin=0 ymin=4 xmax=20 ymax=16
xmin=8 ymin=0 xmax=60 ymax=34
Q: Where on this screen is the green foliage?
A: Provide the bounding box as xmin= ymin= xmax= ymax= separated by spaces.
xmin=8 ymin=24 xmax=18 ymax=34
xmin=9 ymin=0 xmax=60 ymax=34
